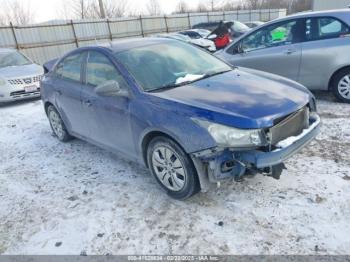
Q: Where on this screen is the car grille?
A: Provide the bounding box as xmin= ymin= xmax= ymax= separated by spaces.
xmin=269 ymin=106 xmax=309 ymax=145
xmin=10 ymin=88 xmax=40 ymax=97
xmin=8 ymin=75 xmax=43 ymax=85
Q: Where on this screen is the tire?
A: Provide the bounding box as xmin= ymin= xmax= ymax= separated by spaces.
xmin=330 ymin=68 xmax=350 ymax=103
xmin=147 ymin=136 xmax=200 ymax=200
xmin=47 ymin=105 xmax=73 ymax=142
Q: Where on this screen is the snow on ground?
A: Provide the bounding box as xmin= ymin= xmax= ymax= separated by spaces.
xmin=0 ymin=92 xmax=349 ymax=255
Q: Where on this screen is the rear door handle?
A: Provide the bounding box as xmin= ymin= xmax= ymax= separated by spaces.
xmin=83 ymin=100 xmax=93 ymax=107
xmin=285 ymin=49 xmax=297 ymax=55
xmin=55 ymin=89 xmax=62 ymax=95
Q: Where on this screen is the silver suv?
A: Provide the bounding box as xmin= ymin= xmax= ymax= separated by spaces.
xmin=216 ymin=10 xmax=350 ymax=103
xmin=0 ymin=49 xmax=44 ymax=103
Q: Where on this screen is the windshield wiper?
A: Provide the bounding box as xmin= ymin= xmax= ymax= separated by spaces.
xmin=201 ymin=69 xmax=232 ymax=80
xmin=147 ymin=69 xmax=232 ymax=93
xmin=148 ymin=81 xmax=193 ymax=92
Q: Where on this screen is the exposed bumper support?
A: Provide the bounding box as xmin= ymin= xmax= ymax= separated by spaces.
xmin=192 ymin=114 xmax=321 ymax=187
xmin=238 ymin=114 xmax=321 ymax=169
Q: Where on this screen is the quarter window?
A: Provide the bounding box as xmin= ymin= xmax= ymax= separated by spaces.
xmin=86 ymin=51 xmax=127 ymax=88
xmin=55 ymin=52 xmax=84 ymax=82
xmin=306 ymin=17 xmax=350 ymax=41
xmin=238 ymin=19 xmax=301 ymax=52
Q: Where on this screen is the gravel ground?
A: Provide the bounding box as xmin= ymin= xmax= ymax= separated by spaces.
xmin=0 ymin=92 xmax=349 ymax=255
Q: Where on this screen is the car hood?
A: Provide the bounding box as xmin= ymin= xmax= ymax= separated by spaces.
xmin=190 ymin=38 xmax=214 ymax=47
xmin=0 ymin=63 xmax=43 ymax=79
xmin=151 ymin=69 xmax=310 ymax=129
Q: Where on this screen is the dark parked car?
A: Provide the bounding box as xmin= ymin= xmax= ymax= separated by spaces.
xmin=41 ymin=38 xmax=320 ymax=200
xmin=193 ymin=20 xmax=250 ymax=38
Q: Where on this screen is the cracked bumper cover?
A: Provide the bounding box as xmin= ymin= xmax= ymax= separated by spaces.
xmin=238 ymin=114 xmax=321 ymax=169
xmin=192 ymin=114 xmax=321 ymax=189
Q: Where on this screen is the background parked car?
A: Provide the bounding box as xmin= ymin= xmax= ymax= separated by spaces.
xmin=154 ymin=33 xmax=216 ymax=52
xmin=0 ymin=49 xmax=44 ymax=103
xmin=216 ymin=10 xmax=350 ymax=103
xmin=244 ymin=21 xmax=265 ymax=28
xmin=193 ymin=20 xmax=251 ymax=38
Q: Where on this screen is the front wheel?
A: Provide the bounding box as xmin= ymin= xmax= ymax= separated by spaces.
xmin=147 ymin=136 xmax=200 ymax=200
xmin=331 ymin=68 xmax=350 ymax=103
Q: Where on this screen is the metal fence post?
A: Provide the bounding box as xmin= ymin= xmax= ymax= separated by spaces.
xmin=71 ymin=20 xmax=79 ymax=47
xmin=139 ymin=15 xmax=144 ymax=37
xmin=10 ymin=22 xmax=19 ymax=50
xmin=187 ymin=13 xmax=191 ymax=29
xmin=268 ymin=9 xmax=271 ymax=21
xmin=259 ymin=9 xmax=262 ymax=21
xmin=107 ymin=19 xmax=113 ymax=41
xmin=164 ymin=15 xmax=169 ymax=33
xmin=223 ymin=11 xmax=225 ymax=21
xmin=207 ymin=12 xmax=210 ymax=22
xmin=249 ymin=9 xmax=252 ymax=21
xmin=236 ymin=9 xmax=239 ymax=20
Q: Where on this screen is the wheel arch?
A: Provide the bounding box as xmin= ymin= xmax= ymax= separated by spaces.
xmin=44 ymin=101 xmax=54 ymax=115
xmin=141 ymin=130 xmax=187 ymax=168
xmin=328 ymin=65 xmax=350 ymax=90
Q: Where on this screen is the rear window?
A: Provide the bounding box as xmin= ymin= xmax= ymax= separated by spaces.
xmin=306 ymin=17 xmax=350 ymax=41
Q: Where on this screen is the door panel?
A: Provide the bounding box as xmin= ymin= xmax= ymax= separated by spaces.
xmin=231 ymin=44 xmax=302 ymax=81
xmin=53 ymin=52 xmax=86 ymax=135
xmin=224 ymin=18 xmax=303 ymax=81
xmin=299 ymin=17 xmax=350 ymax=90
xmin=81 ymin=51 xmax=134 ymax=156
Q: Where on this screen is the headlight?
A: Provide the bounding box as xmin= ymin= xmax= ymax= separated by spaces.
xmin=193 ymin=119 xmax=264 ymax=148
xmin=0 ymin=78 xmax=6 ymax=86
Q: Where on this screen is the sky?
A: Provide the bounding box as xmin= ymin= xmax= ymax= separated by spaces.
xmin=22 ymin=0 xmax=204 ymax=22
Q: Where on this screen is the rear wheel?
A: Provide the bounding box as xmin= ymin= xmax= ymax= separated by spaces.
xmin=147 ymin=136 xmax=200 ymax=200
xmin=47 ymin=105 xmax=72 ymax=142
xmin=331 ymin=68 xmax=350 ymax=103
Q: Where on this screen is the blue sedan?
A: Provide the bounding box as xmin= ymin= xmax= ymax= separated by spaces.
xmin=41 ymin=38 xmax=321 ymax=200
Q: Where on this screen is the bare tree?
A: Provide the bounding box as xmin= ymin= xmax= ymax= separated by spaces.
xmin=1 ymin=0 xmax=35 ymax=25
xmin=175 ymin=1 xmax=189 ymax=13
xmin=92 ymin=0 xmax=129 ymax=18
xmin=60 ymin=0 xmax=92 ymax=20
xmin=61 ymin=0 xmax=129 ymax=20
xmin=196 ymin=3 xmax=208 ymax=12
xmin=146 ymin=0 xmax=162 ymax=15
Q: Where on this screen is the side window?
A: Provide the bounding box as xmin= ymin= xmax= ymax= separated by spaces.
xmin=55 ymin=52 xmax=84 ymax=82
xmin=306 ymin=17 xmax=350 ymax=41
xmin=239 ymin=19 xmax=300 ymax=52
xmin=86 ymin=51 xmax=128 ymax=89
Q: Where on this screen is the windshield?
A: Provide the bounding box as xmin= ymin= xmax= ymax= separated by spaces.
xmin=115 ymin=41 xmax=232 ymax=92
xmin=233 ymin=21 xmax=250 ymax=32
xmin=0 ymin=51 xmax=32 ymax=69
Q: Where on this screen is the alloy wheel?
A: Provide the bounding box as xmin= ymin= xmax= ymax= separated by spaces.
xmin=338 ymin=74 xmax=350 ymax=99
xmin=49 ymin=109 xmax=64 ymax=139
xmin=151 ymin=146 xmax=186 ymax=192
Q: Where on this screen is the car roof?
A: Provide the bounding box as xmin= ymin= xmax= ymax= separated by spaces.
xmin=95 ymin=37 xmax=176 ymax=53
xmin=266 ymin=9 xmax=350 ymax=25
xmin=0 ymin=48 xmax=16 ymax=54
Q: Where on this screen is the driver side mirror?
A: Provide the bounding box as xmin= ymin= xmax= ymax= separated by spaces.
xmin=94 ymin=80 xmax=129 ymax=97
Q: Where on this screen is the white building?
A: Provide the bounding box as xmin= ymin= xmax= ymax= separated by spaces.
xmin=313 ymin=0 xmax=350 ymax=11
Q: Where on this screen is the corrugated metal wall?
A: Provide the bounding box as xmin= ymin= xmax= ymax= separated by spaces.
xmin=313 ymin=0 xmax=350 ymax=11
xmin=0 ymin=9 xmax=286 ymax=65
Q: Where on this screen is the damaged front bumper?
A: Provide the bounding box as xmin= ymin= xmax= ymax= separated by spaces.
xmin=191 ymin=113 xmax=321 ymax=190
